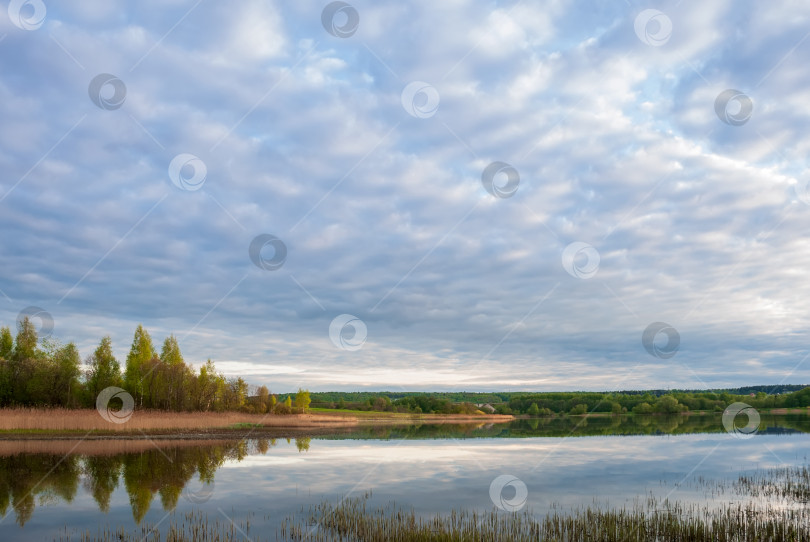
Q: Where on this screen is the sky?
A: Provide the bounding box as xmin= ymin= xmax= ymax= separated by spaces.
xmin=1 ymin=0 xmax=810 ymax=392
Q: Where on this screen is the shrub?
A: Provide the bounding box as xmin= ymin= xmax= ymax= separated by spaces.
xmin=633 ymin=402 xmax=654 ymax=414
xmin=569 ymin=404 xmax=588 ymax=415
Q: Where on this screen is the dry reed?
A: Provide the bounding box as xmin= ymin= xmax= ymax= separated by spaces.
xmin=0 ymin=408 xmax=358 ymax=432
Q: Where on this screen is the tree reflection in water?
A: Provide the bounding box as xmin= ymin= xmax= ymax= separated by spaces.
xmin=0 ymin=437 xmax=297 ymax=525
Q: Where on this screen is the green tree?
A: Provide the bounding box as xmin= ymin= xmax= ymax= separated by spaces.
xmin=85 ymin=336 xmax=122 ymax=401
xmin=295 ymin=388 xmax=311 ymax=412
xmin=159 ymin=335 xmax=186 ymax=410
xmin=10 ymin=317 xmax=40 ymax=404
xmin=193 ymin=360 xmax=222 ymax=411
xmin=284 ymin=395 xmax=292 ymax=409
xmin=0 ymin=327 xmax=12 ymax=360
xmin=13 ymin=317 xmax=38 ymax=363
xmin=527 ymin=403 xmax=540 ymax=416
xmin=52 ymin=342 xmax=81 ymax=406
xmin=123 ymin=325 xmax=157 ymax=407
xmin=160 ymin=335 xmax=183 ymax=365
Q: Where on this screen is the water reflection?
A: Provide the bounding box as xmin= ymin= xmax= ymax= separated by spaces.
xmin=1 ymin=413 xmax=809 ymax=527
xmin=329 ymin=412 xmax=810 ymax=440
xmin=0 ymin=438 xmax=301 ymax=525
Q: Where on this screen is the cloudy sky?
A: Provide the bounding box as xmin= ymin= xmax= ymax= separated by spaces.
xmin=1 ymin=0 xmax=809 ymax=392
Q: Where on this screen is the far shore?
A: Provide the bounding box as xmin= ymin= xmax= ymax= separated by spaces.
xmin=0 ymin=407 xmax=514 ymax=439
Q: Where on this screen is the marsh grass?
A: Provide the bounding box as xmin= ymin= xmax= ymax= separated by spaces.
xmin=278 ymin=493 xmax=810 ymax=542
xmin=60 ymin=493 xmax=810 ymax=541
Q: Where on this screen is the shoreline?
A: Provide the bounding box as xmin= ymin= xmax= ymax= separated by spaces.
xmin=0 ymin=408 xmax=513 ymax=439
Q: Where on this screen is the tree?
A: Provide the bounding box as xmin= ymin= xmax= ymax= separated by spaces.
xmin=13 ymin=317 xmax=38 ymax=363
xmin=257 ymin=385 xmax=270 ymax=413
xmin=224 ymin=378 xmax=248 ymax=410
xmin=52 ymin=342 xmax=81 ymax=406
xmin=86 ymin=336 xmax=122 ymax=400
xmin=194 ymin=360 xmax=222 ymax=411
xmin=10 ymin=317 xmax=39 ymax=404
xmin=655 ymin=395 xmax=686 ymax=414
xmin=0 ymin=326 xmax=12 ymax=360
xmin=284 ymin=395 xmax=292 ymax=409
xmin=160 ymin=335 xmax=184 ymax=365
xmin=295 ymin=388 xmax=311 ymax=412
xmin=124 ymin=325 xmax=157 ymax=408
xmin=159 ymin=335 xmax=186 ymax=410
xmin=527 ymin=403 xmax=540 ymax=416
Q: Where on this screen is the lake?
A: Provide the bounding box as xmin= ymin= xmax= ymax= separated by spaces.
xmin=2 ymin=413 xmax=810 ymax=540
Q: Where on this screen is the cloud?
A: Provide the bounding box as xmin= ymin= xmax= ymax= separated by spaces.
xmin=1 ymin=1 xmax=809 ymax=391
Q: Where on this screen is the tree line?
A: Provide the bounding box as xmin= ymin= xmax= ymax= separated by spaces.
xmin=0 ymin=318 xmax=310 ymax=413
xmin=313 ymin=388 xmax=810 ymax=416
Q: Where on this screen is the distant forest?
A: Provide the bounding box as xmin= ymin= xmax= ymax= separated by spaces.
xmin=311 ymin=385 xmax=810 ymax=415
xmin=0 ymin=318 xmax=302 ymax=413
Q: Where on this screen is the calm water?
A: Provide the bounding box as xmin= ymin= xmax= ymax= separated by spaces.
xmin=2 ymin=414 xmax=810 ymax=540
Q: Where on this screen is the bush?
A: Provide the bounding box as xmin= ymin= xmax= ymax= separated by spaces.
xmin=273 ymin=403 xmax=292 ymax=415
xmin=654 ymin=395 xmax=687 ymax=414
xmin=632 ymin=402 xmax=654 ymax=414
xmin=569 ymin=404 xmax=588 ymax=415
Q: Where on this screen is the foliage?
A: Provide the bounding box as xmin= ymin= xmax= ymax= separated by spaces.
xmin=0 ymin=320 xmax=311 ymax=415
xmin=569 ymin=403 xmax=588 ymax=415
xmin=295 ymin=388 xmax=311 ymax=412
